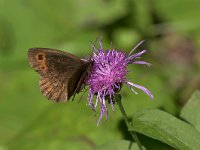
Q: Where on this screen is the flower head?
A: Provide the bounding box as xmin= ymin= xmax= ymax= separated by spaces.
xmin=86 ymin=40 xmax=153 ymax=125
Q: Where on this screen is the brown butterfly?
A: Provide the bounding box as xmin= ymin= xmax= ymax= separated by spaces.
xmin=28 ymin=48 xmax=91 ymax=102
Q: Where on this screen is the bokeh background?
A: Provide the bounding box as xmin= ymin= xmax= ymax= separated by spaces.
xmin=0 ymin=0 xmax=200 ymax=149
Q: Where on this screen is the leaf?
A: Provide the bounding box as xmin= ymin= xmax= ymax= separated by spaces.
xmin=130 ymin=109 xmax=200 ymax=150
xmin=180 ymin=90 xmax=200 ymax=132
xmin=96 ymin=140 xmax=145 ymax=150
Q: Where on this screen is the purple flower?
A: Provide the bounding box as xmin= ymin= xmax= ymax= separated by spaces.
xmin=85 ymin=40 xmax=153 ymax=125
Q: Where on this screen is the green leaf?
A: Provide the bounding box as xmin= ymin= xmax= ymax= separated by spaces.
xmin=180 ymin=90 xmax=200 ymax=132
xmin=130 ymin=109 xmax=200 ymax=150
xmin=96 ymin=140 xmax=145 ymax=150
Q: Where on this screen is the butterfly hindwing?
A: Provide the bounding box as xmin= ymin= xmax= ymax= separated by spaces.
xmin=28 ymin=48 xmax=88 ymax=102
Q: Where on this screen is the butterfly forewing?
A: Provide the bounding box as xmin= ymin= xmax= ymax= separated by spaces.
xmin=28 ymin=48 xmax=89 ymax=102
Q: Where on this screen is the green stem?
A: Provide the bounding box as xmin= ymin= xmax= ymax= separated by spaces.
xmin=115 ymin=94 xmax=144 ymax=150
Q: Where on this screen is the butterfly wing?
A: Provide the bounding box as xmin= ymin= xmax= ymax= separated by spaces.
xmin=28 ymin=48 xmax=88 ymax=102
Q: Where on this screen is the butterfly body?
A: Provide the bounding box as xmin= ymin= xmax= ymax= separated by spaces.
xmin=28 ymin=48 xmax=91 ymax=102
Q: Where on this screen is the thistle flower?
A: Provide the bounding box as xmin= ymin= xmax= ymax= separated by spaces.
xmin=86 ymin=40 xmax=153 ymax=125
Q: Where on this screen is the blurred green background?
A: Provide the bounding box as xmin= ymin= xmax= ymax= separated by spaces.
xmin=0 ymin=0 xmax=200 ymax=149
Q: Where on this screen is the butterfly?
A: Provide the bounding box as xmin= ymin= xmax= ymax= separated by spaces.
xmin=28 ymin=48 xmax=91 ymax=102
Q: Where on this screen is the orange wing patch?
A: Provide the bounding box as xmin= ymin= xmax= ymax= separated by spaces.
xmin=35 ymin=52 xmax=46 ymax=62
xmin=34 ymin=52 xmax=47 ymax=72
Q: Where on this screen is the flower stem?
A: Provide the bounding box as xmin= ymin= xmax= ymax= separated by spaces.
xmin=115 ymin=94 xmax=144 ymax=150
